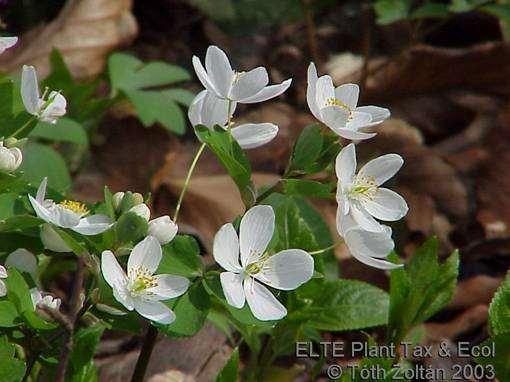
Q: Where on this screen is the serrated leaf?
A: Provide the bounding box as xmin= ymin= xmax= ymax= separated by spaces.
xmin=489 ymin=270 xmax=510 ymax=336
xmin=374 ymin=0 xmax=411 ymax=25
xmin=115 ymin=212 xmax=148 ymax=244
xmin=295 ymin=279 xmax=389 ymax=331
xmin=282 ymin=179 xmax=334 ymax=199
xmin=476 ymin=334 xmax=510 ymax=381
xmin=30 ymin=118 xmax=88 ymax=146
xmin=289 ymin=124 xmax=323 ymax=172
xmin=4 ymin=268 xmax=33 ymax=314
xmin=0 ymin=336 xmax=26 ymax=382
xmin=158 ymin=235 xmax=203 ymax=278
xmin=69 ymin=323 xmax=105 ymax=380
xmin=0 ymin=301 xmax=19 ymax=327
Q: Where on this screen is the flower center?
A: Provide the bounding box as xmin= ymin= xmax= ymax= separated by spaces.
xmin=129 ymin=266 xmax=157 ymax=294
xmin=245 ymin=252 xmax=271 ymax=276
xmin=325 ymin=97 xmax=353 ymax=120
xmin=59 ymin=200 xmax=89 ymax=215
xmin=350 ymin=175 xmax=378 ymax=201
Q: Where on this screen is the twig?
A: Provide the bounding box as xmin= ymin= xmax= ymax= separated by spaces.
xmin=301 ymin=0 xmax=321 ymax=68
xmin=360 ymin=2 xmax=372 ymax=94
xmin=55 ymin=255 xmax=85 ymax=382
xmin=130 ymin=325 xmax=159 ymax=382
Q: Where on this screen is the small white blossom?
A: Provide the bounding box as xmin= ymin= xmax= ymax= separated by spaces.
xmin=189 ymin=90 xmax=279 ymax=149
xmin=101 ymin=236 xmax=189 ymax=324
xmin=0 ymin=37 xmax=17 ymax=54
xmin=5 ymin=248 xmax=37 ymax=276
xmin=29 ymin=178 xmax=112 ymax=235
xmin=40 ymin=224 xmax=72 ymax=252
xmin=0 ymin=266 xmax=7 ymax=297
xmin=30 ymin=288 xmax=61 ymax=310
xmin=307 ymin=62 xmax=390 ymax=140
xmin=0 ymin=141 xmax=22 ymax=173
xmin=130 ymin=203 xmax=178 ymax=245
xmin=213 ymin=205 xmax=314 ymax=321
xmin=336 ymin=143 xmax=408 ymax=233
xmin=192 ymin=45 xmax=291 ymax=104
xmin=21 ymin=65 xmax=67 ymax=124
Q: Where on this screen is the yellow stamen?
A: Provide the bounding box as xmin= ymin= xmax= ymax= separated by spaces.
xmin=129 ymin=266 xmax=158 ymax=293
xmin=59 ymin=200 xmax=89 ymax=215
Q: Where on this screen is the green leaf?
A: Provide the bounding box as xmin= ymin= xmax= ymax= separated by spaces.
xmin=195 ymin=125 xmax=255 ymax=207
xmin=158 ymin=235 xmax=203 ymax=278
xmin=288 ymin=124 xmax=323 ymax=172
xmin=388 ymin=238 xmax=459 ymax=343
xmin=374 ymin=0 xmax=411 ymax=25
xmin=159 ymin=281 xmax=210 ymax=337
xmin=53 ymin=227 xmax=88 ymax=256
xmin=19 ymin=142 xmax=71 ymax=193
xmin=4 ymin=268 xmax=33 ymax=314
xmin=115 ymin=212 xmax=149 ymax=244
xmin=216 ymin=348 xmax=239 ymax=382
xmin=162 ymin=88 xmax=196 ymax=106
xmin=282 ymin=179 xmax=334 ymax=199
xmin=410 ymin=3 xmax=449 ymax=19
xmin=449 ymin=0 xmax=486 ymax=13
xmin=124 ymin=90 xmax=186 ymax=134
xmin=0 ymin=215 xmax=42 ymax=232
xmin=476 ymin=335 xmax=510 ymax=381
xmin=30 ymin=118 xmax=89 ymax=146
xmin=0 ymin=80 xmax=15 ymax=134
xmin=295 ymin=279 xmax=389 ymax=331
xmin=69 ymin=323 xmax=105 ymax=380
xmin=0 ymin=193 xmax=18 ymax=219
xmin=109 ymin=53 xmax=189 ymax=91
xmin=0 ymin=336 xmax=26 ymax=382
xmin=489 ymin=270 xmax=510 ymax=336
xmin=22 ymin=310 xmax=58 ymax=330
xmin=0 ymin=301 xmax=19 ymax=327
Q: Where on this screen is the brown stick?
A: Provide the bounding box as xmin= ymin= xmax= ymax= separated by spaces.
xmin=55 ymin=255 xmax=85 ymax=382
xmin=130 ymin=325 xmax=159 ymax=382
xmin=301 ymin=0 xmax=321 ymax=69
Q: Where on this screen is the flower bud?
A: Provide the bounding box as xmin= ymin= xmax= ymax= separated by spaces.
xmin=132 ymin=192 xmax=144 ymax=206
xmin=5 ymin=248 xmax=37 ymax=276
xmin=0 ymin=141 xmax=22 ymax=173
xmin=129 ymin=203 xmax=150 ymax=221
xmin=148 ymin=215 xmax=178 ymax=245
xmin=112 ymin=191 xmax=125 ymax=211
xmin=40 ymin=224 xmax=71 ymax=252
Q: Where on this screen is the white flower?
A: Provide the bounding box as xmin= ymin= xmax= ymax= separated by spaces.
xmin=307 ymin=62 xmax=390 ymax=140
xmin=30 ymin=288 xmax=61 ymax=310
xmin=21 ymin=65 xmax=67 ymax=124
xmin=213 ymin=205 xmax=314 ymax=321
xmin=0 ymin=266 xmax=7 ymax=297
xmin=337 ymin=206 xmax=400 ymax=270
xmin=5 ymin=248 xmax=37 ymax=276
xmin=40 ymin=224 xmax=72 ymax=252
xmin=189 ymin=90 xmax=279 ymax=149
xmin=192 ymin=46 xmax=291 ymax=104
xmin=0 ymin=36 xmax=17 ymax=54
xmin=29 ymin=178 xmax=113 ymax=235
xmin=0 ymin=141 xmax=22 ymax=173
xmin=336 ymin=143 xmax=408 ymax=233
xmin=130 ymin=203 xmax=178 ymax=245
xmin=101 ymin=236 xmax=189 ymax=324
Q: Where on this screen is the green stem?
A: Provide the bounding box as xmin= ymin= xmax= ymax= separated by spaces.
xmin=173 ymin=142 xmax=207 ymax=222
xmin=308 ymin=240 xmax=344 ymax=255
xmin=10 ymin=117 xmax=36 ymax=139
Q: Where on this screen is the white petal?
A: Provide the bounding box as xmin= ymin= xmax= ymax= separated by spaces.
xmin=220 ymin=271 xmax=245 ymax=308
xmin=346 ymin=111 xmax=372 ymax=130
xmin=306 ymin=62 xmax=321 ymax=120
xmin=358 ymin=153 xmax=404 ymax=186
xmin=230 ymin=67 xmax=268 ymax=101
xmin=101 ymin=251 xmax=128 ymax=288
xmin=130 ymin=203 xmax=150 ymax=221
xmin=334 ymin=128 xmax=376 ymax=141
xmin=205 ymin=46 xmax=234 ymax=98
xmin=335 ymin=143 xmax=357 ymax=186
xmin=334 ymin=83 xmax=359 ymax=109
xmin=148 ymin=274 xmax=189 ymax=300
xmin=188 ymin=90 xmax=206 ymax=126
xmin=231 ymin=123 xmax=278 ymax=149
xmin=36 ymin=177 xmax=48 ymax=203
xmin=350 ymin=204 xmax=383 ymax=233
xmin=28 ymin=195 xmax=56 ymax=225
xmin=239 ymin=79 xmax=292 ymax=104
xmin=356 ymin=106 xmax=390 ymax=126
xmin=320 ymin=105 xmax=349 ymax=132
xmin=363 ymin=188 xmax=408 ymax=221
xmin=244 ymin=278 xmax=286 ymax=321
xmin=0 ymin=36 xmax=17 ymax=54
xmin=344 ymin=227 xmax=401 ymax=270
xmin=213 ymin=223 xmax=242 ymax=272
xmin=0 ymin=281 xmax=6 ymax=297
xmin=192 ymin=55 xmax=220 ymax=97
xmin=128 ymin=236 xmax=162 ymax=274
xmin=256 ymin=249 xmax=314 ymax=290
xmin=239 ymin=205 xmax=275 ymax=267
xmin=5 ymin=248 xmax=37 ymax=275
xmin=200 ymin=90 xmax=234 ymax=128
xmin=0 ymin=265 xmax=7 ymax=278
xmin=336 ymin=205 xmax=358 ymax=237
xmin=73 ymin=214 xmax=112 ymax=235
xmin=10 ymin=147 xmax=22 ymax=169
xmin=52 ymin=206 xmax=82 ymax=228
xmin=133 ymin=299 xmax=176 ymax=324
xmin=315 ymin=75 xmax=335 ymax=109
xmin=30 ymin=288 xmax=42 ymax=307
xmin=40 ymin=92 xmax=67 ymax=122
xmin=41 ymin=224 xmax=72 ymax=252
xmin=148 ymin=216 xmax=178 ymax=245
xmin=21 ymin=65 xmax=40 ymax=115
